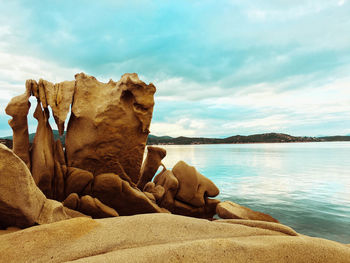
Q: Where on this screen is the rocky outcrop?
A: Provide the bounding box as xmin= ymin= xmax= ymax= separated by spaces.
xmin=65 ymin=167 xmax=94 ymax=197
xmin=4 ymin=80 xmax=33 ymax=169
xmin=2 ymin=72 xmax=276 ymax=225
xmin=137 ymin=146 xmax=166 ymax=189
xmin=92 ymin=173 xmax=165 ymax=215
xmin=216 ymin=201 xmax=279 ymax=222
xmin=30 ymin=101 xmax=55 ymax=198
xmin=63 ymin=193 xmax=118 ymax=219
xmin=0 ymin=144 xmax=82 ymax=228
xmin=172 ymin=161 xmax=219 ymax=207
xmin=65 ymin=73 xmax=156 ymax=183
xmin=153 ymin=169 xmax=179 ymax=209
xmin=1 ymin=214 xmax=350 ymax=263
xmin=150 ymin=162 xmax=220 ymax=218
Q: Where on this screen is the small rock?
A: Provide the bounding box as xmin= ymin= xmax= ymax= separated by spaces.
xmin=216 ymin=201 xmax=279 ymax=223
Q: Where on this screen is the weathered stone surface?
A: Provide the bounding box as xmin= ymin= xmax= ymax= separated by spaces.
xmin=5 ymin=80 xmax=33 ymax=169
xmin=0 ymin=144 xmax=83 ymax=228
xmin=79 ymin=195 xmax=119 ymax=219
xmin=137 ymin=146 xmax=166 ymax=189
xmin=65 ymin=73 xmax=156 ymax=183
xmin=63 ymin=193 xmax=80 ymax=210
xmin=172 ymin=198 xmax=220 ymax=219
xmin=30 ymin=100 xmax=55 ymax=198
xmin=35 ymin=199 xmax=79 ymax=225
xmin=0 ymin=144 xmax=46 ymax=228
xmin=92 ymin=173 xmax=164 ymax=215
xmin=54 ymin=139 xmax=66 ymax=166
xmin=172 ymin=161 xmax=219 ymax=207
xmin=153 ymin=169 xmax=179 ymax=209
xmin=143 ymin=182 xmax=165 ymax=201
xmin=48 ymin=81 xmax=75 ymax=135
xmin=52 ymin=140 xmax=66 ymax=201
xmin=216 ymin=201 xmax=279 ymax=223
xmin=1 ymin=214 xmax=350 ymax=263
xmin=65 ymin=167 xmax=94 ymax=197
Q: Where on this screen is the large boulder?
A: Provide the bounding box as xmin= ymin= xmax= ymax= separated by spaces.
xmin=65 ymin=167 xmax=94 ymax=197
xmin=216 ymin=201 xmax=279 ymax=223
xmin=1 ymin=214 xmax=350 ymax=263
xmin=153 ymin=169 xmax=179 ymax=209
xmin=92 ymin=173 xmax=165 ymax=215
xmin=172 ymin=161 xmax=219 ymax=207
xmin=63 ymin=193 xmax=119 ymax=219
xmin=0 ymin=144 xmax=81 ymax=228
xmin=65 ymin=73 xmax=156 ymax=183
xmin=0 ymin=144 xmax=46 ymax=228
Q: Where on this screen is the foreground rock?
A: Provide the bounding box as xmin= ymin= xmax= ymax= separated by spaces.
xmin=1 ymin=214 xmax=349 ymax=263
xmin=66 ymin=73 xmax=156 ymax=183
xmin=217 ymin=201 xmax=279 ymax=223
xmin=0 ymin=144 xmax=84 ymax=228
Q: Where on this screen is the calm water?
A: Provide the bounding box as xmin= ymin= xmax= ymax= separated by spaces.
xmin=157 ymin=142 xmax=350 ymax=243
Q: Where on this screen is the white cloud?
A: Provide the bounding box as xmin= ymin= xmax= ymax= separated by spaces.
xmin=222 ymin=114 xmax=292 ymax=131
xmin=150 ymin=118 xmax=208 ymax=137
xmin=338 ymin=0 xmax=346 ymax=6
xmin=0 ymin=51 xmax=82 ymax=113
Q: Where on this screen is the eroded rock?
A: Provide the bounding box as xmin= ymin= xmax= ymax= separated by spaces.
xmin=65 ymin=73 xmax=156 ymax=183
xmin=153 ymin=169 xmax=179 ymax=209
xmin=79 ymin=195 xmax=119 ymax=219
xmin=65 ymin=167 xmax=94 ymax=197
xmin=0 ymin=144 xmax=46 ymax=228
xmin=0 ymin=144 xmax=82 ymax=228
xmin=216 ymin=201 xmax=279 ymax=223
xmin=143 ymin=182 xmax=165 ymax=201
xmin=137 ymin=146 xmax=166 ymax=189
xmin=30 ymin=100 xmax=55 ymax=198
xmin=172 ymin=161 xmax=219 ymax=207
xmin=4 ymin=80 xmax=33 ymax=169
xmin=92 ymin=173 xmax=164 ymax=215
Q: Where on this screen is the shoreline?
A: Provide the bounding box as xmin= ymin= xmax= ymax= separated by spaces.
xmin=148 ymin=140 xmax=350 ymax=146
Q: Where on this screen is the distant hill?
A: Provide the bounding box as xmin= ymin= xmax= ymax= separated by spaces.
xmin=147 ymin=133 xmax=322 ymax=145
xmin=318 ymin=136 xmax=350 ymax=142
xmin=1 ymin=132 xmax=350 ymax=146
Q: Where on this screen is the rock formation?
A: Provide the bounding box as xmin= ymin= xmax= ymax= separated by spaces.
xmin=65 ymin=73 xmax=156 ymax=183
xmin=92 ymin=173 xmax=165 ymax=215
xmin=0 ymin=144 xmax=83 ymax=229
xmin=172 ymin=161 xmax=219 ymax=207
xmin=137 ymin=146 xmax=166 ymax=189
xmin=4 ymin=80 xmax=32 ymax=169
xmin=1 ymin=214 xmax=350 ymax=263
xmin=1 ymin=72 xmax=350 ymax=262
xmin=31 ymin=101 xmax=55 ymax=198
xmin=1 ymin=73 xmax=287 ymax=222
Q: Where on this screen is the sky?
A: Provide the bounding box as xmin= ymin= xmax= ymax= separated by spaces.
xmin=0 ymin=0 xmax=349 ymax=137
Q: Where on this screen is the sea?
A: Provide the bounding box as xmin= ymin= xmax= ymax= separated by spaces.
xmin=157 ymin=142 xmax=350 ymax=244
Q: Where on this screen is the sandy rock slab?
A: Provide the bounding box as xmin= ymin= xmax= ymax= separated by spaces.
xmin=0 ymin=214 xmax=349 ymax=263
xmin=217 ymin=201 xmax=279 ymax=223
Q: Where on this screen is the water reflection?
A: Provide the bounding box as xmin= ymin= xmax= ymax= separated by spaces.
xmin=156 ymin=142 xmax=350 ymax=243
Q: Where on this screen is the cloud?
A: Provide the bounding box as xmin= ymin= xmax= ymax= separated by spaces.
xmin=0 ymin=0 xmax=349 ymax=137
